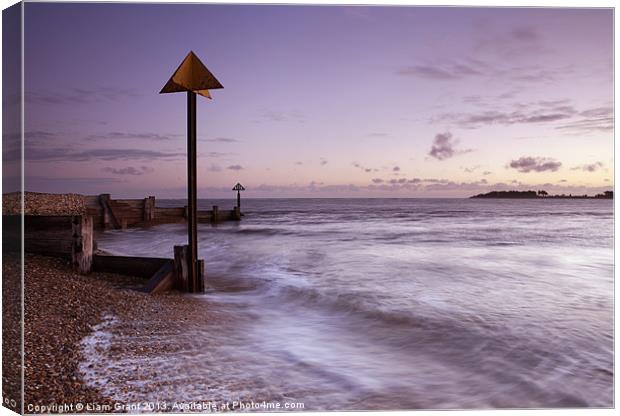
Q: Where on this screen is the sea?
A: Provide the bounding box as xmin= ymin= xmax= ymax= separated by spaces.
xmin=91 ymin=198 xmax=614 ymax=410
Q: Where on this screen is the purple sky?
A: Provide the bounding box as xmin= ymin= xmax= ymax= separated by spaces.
xmin=13 ymin=3 xmax=613 ymax=198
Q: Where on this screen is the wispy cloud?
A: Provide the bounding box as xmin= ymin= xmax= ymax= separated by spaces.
xmin=203 ymin=137 xmax=240 ymax=143
xmin=556 ymin=106 xmax=613 ymax=134
xmin=508 ymin=156 xmax=562 ymax=173
xmin=203 ymin=151 xmax=231 ymax=158
xmin=462 ymin=165 xmax=481 ymax=173
xmin=227 ymin=164 xmax=243 ymax=171
xmin=571 ymin=162 xmax=604 ymax=172
xmin=259 ymin=110 xmax=305 ymax=123
xmin=396 ymin=60 xmax=484 ymax=80
xmin=435 ymin=103 xmax=578 ymax=129
xmin=473 ymin=24 xmax=548 ymax=59
xmin=102 ymin=166 xmax=154 ymax=176
xmin=352 ymin=161 xmax=374 ymax=173
xmin=208 ymin=164 xmax=223 ymax=172
xmin=26 ymin=87 xmax=142 ymax=105
xmin=320 ymin=158 xmax=328 ymax=166
xmin=86 ymin=131 xmax=179 ymax=141
xmin=428 ymin=132 xmax=472 ymax=161
xmin=22 ymin=147 xmax=184 ymax=162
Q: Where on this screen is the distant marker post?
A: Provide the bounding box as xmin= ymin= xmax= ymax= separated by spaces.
xmin=232 ymin=183 xmax=245 ymax=210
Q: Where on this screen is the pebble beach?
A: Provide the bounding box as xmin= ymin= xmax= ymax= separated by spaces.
xmin=6 ymin=253 xmax=228 ymax=413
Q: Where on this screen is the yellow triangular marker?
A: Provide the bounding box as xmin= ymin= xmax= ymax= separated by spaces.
xmin=160 ymin=51 xmax=223 ymax=99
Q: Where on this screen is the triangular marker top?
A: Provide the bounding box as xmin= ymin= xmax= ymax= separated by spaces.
xmin=160 ymin=51 xmax=223 ymax=98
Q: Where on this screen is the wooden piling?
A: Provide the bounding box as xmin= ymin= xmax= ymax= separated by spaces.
xmin=71 ymin=215 xmax=93 ymax=274
xmin=174 ymin=245 xmax=189 ymax=292
xmin=143 ymin=196 xmax=155 ymax=222
xmin=173 ymin=244 xmax=205 ymax=293
xmin=99 ymin=194 xmax=113 ymax=229
xmin=212 ymin=205 xmax=219 ymax=223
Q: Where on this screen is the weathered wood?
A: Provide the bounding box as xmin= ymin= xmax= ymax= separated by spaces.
xmin=173 ymin=244 xmax=204 ymax=293
xmin=87 ymin=195 xmax=242 ymax=229
xmin=99 ymin=194 xmax=119 ymax=229
xmin=71 ymin=215 xmax=93 ymax=274
xmin=197 ymin=259 xmax=205 ymax=292
xmin=143 ymin=196 xmax=155 ymax=222
xmin=92 ymin=255 xmax=169 ymax=278
xmin=143 ymin=260 xmax=175 ymax=294
xmin=212 ymin=205 xmax=219 ymax=223
xmin=174 ymin=245 xmax=189 ymax=292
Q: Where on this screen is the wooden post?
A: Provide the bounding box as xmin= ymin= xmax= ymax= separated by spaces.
xmin=121 ymin=218 xmax=128 ymax=230
xmin=174 ymin=245 xmax=189 ymax=292
xmin=184 ymin=205 xmax=189 ymax=220
xmin=71 ymin=215 xmax=93 ymax=274
xmin=212 ymin=205 xmax=219 ymax=223
xmin=174 ymin=244 xmax=205 ymax=293
xmin=100 ymin=194 xmax=112 ymax=229
xmin=197 ymin=259 xmax=205 ymax=292
xmin=143 ymin=196 xmax=155 ymax=222
xmin=234 ymin=206 xmax=241 ymax=220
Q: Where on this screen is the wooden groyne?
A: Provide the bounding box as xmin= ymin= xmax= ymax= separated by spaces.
xmin=85 ymin=194 xmax=241 ymax=230
xmin=3 ymin=192 xmax=243 ymax=294
xmin=4 ymin=214 xmax=205 ymax=295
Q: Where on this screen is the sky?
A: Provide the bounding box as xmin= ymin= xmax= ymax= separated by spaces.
xmin=5 ymin=3 xmax=614 ymax=198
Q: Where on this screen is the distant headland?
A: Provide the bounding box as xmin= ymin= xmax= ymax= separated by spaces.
xmin=471 ymin=190 xmax=613 ymax=199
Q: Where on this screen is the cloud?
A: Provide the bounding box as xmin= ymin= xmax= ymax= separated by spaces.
xmin=367 ymin=132 xmax=388 ymax=137
xmin=389 ymin=178 xmax=407 ymax=184
xmin=436 ymin=104 xmax=578 ymax=128
xmin=227 ymin=164 xmax=243 ymax=171
xmin=463 ymin=165 xmax=481 ymax=173
xmin=392 ymin=166 xmax=400 ymax=172
xmin=259 ymin=110 xmax=305 ymax=123
xmin=473 ymin=24 xmax=547 ymax=59
xmin=26 ymin=87 xmax=142 ymax=105
xmin=352 ymin=161 xmax=374 ymax=173
xmin=208 ymin=164 xmax=222 ymax=172
xmin=203 ymin=137 xmax=239 ymax=143
xmin=203 ymin=151 xmax=231 ymax=158
xmin=428 ymin=132 xmax=472 ymax=161
xmin=102 ymin=166 xmax=154 ymax=176
xmin=396 ymin=61 xmax=484 ymax=80
xmin=372 ymin=178 xmax=384 ymax=184
xmin=508 ymin=156 xmax=562 ymax=173
xmin=86 ymin=131 xmax=179 ymax=141
xmin=556 ymin=107 xmax=613 ymax=134
xmin=23 ymin=147 xmax=184 ymax=162
xmin=294 ymin=161 xmax=303 ymax=165
xmin=482 ymin=171 xmax=492 ymax=176
xmin=320 ymin=158 xmax=328 ymax=166
xmin=571 ymin=162 xmax=604 ymax=172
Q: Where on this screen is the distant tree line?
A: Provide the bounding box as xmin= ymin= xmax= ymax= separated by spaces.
xmin=471 ymin=190 xmax=613 ymax=199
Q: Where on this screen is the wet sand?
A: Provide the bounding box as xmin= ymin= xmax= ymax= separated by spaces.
xmin=8 ymin=253 xmax=227 ymax=413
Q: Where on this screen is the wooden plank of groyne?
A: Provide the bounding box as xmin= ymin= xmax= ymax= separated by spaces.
xmin=71 ymin=215 xmax=93 ymax=275
xmin=174 ymin=245 xmax=189 ymax=291
xmin=143 ymin=196 xmax=155 ymax=222
xmin=143 ymin=260 xmax=175 ymax=294
xmin=173 ymin=245 xmax=205 ymax=293
xmin=92 ymin=255 xmax=169 ymax=278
